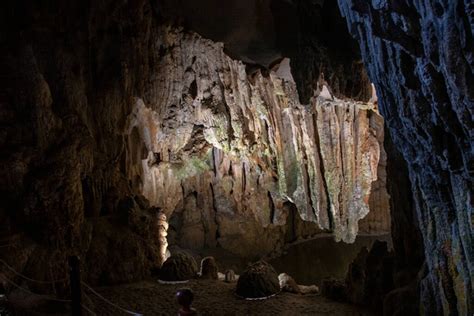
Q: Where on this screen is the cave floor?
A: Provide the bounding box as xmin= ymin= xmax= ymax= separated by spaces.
xmin=86 ymin=279 xmax=372 ymax=316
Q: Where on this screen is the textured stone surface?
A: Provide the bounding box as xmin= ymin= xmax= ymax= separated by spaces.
xmin=321 ymin=278 xmax=347 ymax=302
xmin=154 ymin=0 xmax=372 ymax=104
xmin=278 ymin=273 xmax=301 ymax=294
xmin=345 ymin=241 xmax=394 ymax=311
xmin=0 ymin=0 xmax=392 ymax=290
xmin=236 ymin=261 xmax=280 ymax=298
xmin=199 ymin=256 xmax=218 ymax=280
xmin=0 ymin=0 xmax=168 ymax=286
xmin=224 ymin=270 xmax=236 ymax=283
xmin=126 ymin=26 xmax=389 ymax=257
xmin=277 ymin=0 xmax=372 ymax=103
xmin=159 ymin=252 xmax=198 ymax=281
xmin=338 ymin=0 xmax=473 ymax=314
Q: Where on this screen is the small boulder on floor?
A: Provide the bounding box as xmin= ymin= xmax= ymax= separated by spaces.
xmin=278 ymin=273 xmax=319 ymax=294
xmin=159 ymin=252 xmax=198 ymax=281
xmin=236 ymin=261 xmax=280 ymax=299
xmin=278 ymin=273 xmax=300 ymax=293
xmin=224 ymin=269 xmax=237 ymax=283
xmin=199 ymin=257 xmax=218 ymax=280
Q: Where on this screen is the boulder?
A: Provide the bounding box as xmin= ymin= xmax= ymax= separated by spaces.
xmin=278 ymin=273 xmax=319 ymax=294
xmin=224 ymin=270 xmax=236 ymax=283
xmin=236 ymin=261 xmax=280 ymax=298
xmin=298 ymin=285 xmax=319 ymax=294
xmin=199 ymin=257 xmax=218 ymax=280
xmin=159 ymin=252 xmax=198 ymax=281
xmin=278 ymin=273 xmax=300 ymax=293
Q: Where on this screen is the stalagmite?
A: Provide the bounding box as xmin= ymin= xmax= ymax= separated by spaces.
xmin=156 ymin=212 xmax=170 ymax=265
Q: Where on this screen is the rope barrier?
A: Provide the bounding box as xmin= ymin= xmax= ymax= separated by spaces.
xmin=81 ymin=304 xmax=97 ymax=316
xmin=0 ymin=259 xmax=68 ymax=284
xmin=81 ymin=282 xmax=143 ymax=316
xmin=1 ymin=258 xmax=141 ymax=316
xmin=0 ymin=275 xmax=71 ymax=303
xmin=82 ymin=292 xmax=98 ymax=316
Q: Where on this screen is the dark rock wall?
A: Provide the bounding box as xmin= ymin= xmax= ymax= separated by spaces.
xmin=337 ymin=0 xmax=473 ymax=314
xmin=276 ymin=0 xmax=372 ymax=103
xmin=0 ymin=0 xmax=164 ymax=285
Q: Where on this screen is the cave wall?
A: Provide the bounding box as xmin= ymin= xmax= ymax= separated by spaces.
xmin=0 ymin=0 xmax=165 ymax=285
xmin=0 ymin=0 xmax=392 ymax=287
xmin=337 ymin=0 xmax=473 ymax=314
xmin=277 ymin=0 xmax=373 ymax=103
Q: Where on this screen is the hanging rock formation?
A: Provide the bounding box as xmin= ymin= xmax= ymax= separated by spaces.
xmin=125 ymin=26 xmax=389 ymax=257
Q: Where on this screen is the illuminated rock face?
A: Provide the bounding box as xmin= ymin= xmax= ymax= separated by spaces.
xmin=126 ymin=26 xmax=389 ymax=256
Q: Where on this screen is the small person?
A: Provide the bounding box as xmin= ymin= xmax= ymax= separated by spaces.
xmin=176 ymin=288 xmax=197 ymax=316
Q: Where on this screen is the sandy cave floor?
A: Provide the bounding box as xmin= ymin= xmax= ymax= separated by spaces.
xmin=85 ymin=279 xmax=373 ymax=316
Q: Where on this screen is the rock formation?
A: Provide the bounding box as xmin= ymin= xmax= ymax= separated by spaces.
xmin=278 ymin=272 xmax=319 ymax=294
xmin=125 ymin=26 xmax=390 ymax=258
xmin=236 ymin=261 xmax=280 ymax=299
xmin=0 ymin=0 xmax=394 ymax=293
xmin=199 ymin=257 xmax=218 ymax=280
xmin=337 ymin=1 xmax=473 ymax=314
xmin=0 ymin=0 xmax=170 ymax=286
xmin=224 ymin=270 xmax=236 ymax=283
xmin=278 ymin=273 xmax=301 ymax=294
xmin=159 ymin=252 xmax=198 ymax=282
xmin=155 ymin=212 xmax=170 ymax=265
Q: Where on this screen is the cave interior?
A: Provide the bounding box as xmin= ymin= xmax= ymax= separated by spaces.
xmin=0 ymin=0 xmax=472 ymax=315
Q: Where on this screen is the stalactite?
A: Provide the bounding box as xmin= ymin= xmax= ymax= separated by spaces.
xmin=124 ymin=26 xmax=390 ymax=256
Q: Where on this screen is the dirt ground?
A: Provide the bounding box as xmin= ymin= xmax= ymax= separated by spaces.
xmin=85 ymin=279 xmax=373 ymax=316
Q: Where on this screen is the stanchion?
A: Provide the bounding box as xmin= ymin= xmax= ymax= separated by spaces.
xmin=69 ymin=256 xmax=82 ymax=316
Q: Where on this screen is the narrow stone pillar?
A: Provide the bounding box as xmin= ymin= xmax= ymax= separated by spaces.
xmin=156 ymin=212 xmax=169 ymax=266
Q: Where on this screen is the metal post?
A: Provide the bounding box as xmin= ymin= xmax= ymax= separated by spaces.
xmin=69 ymin=256 xmax=82 ymax=316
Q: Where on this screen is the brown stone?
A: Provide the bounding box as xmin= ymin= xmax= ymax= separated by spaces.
xmin=159 ymin=252 xmax=198 ymax=282
xmin=199 ymin=257 xmax=218 ymax=280
xmin=236 ymin=261 xmax=280 ymax=298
